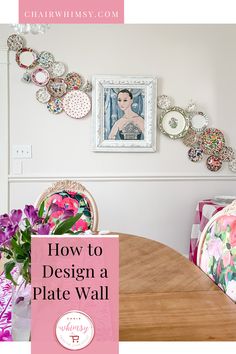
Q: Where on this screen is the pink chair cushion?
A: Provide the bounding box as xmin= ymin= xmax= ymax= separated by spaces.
xmin=40 ymin=190 xmax=92 ymax=233
xmin=199 ymin=214 xmax=236 ymax=302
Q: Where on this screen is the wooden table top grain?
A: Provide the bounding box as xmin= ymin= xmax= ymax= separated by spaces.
xmin=119 ymin=234 xmax=236 ymax=341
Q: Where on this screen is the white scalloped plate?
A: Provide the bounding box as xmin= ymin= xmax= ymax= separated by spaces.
xmin=214 ymin=196 xmax=236 ymax=203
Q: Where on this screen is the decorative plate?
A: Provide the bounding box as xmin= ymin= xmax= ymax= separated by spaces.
xmin=157 ymin=95 xmax=173 ymax=110
xmin=16 ymin=48 xmax=38 ymax=69
xmin=50 ymin=62 xmax=66 ymax=77
xmin=80 ymin=79 xmax=92 ymax=92
xmin=47 ymin=98 xmax=63 ymax=114
xmin=31 ymin=67 xmax=50 ymax=86
xmin=65 ymin=72 xmax=83 ymax=91
xmin=214 ymin=196 xmax=236 ymax=203
xmin=206 ymin=156 xmax=222 ymax=172
xmin=200 ymin=128 xmax=225 ymax=155
xmin=182 ymin=128 xmax=200 ymax=147
xmin=188 ymin=146 xmax=204 ymax=162
xmin=22 ymin=72 xmax=31 ymax=84
xmin=159 ymin=107 xmax=190 ymax=139
xmin=186 ymin=101 xmax=197 ymax=113
xmin=63 ymin=91 xmax=91 ymax=119
xmin=36 ymin=88 xmax=51 ymax=104
xmin=38 ymin=51 xmax=54 ymax=68
xmin=215 ymin=146 xmax=235 ymax=162
xmin=229 ymin=159 xmax=236 ymax=173
xmin=47 ymin=78 xmax=67 ymax=97
xmin=190 ymin=112 xmax=208 ymax=132
xmin=7 ymin=34 xmax=24 ymax=51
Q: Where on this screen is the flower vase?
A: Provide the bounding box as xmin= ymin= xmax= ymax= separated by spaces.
xmin=11 ymin=274 xmax=31 ymax=341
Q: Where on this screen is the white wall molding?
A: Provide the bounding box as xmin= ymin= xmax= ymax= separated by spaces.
xmin=0 ymin=41 xmax=9 ymax=213
xmin=8 ymin=174 xmax=236 ymax=183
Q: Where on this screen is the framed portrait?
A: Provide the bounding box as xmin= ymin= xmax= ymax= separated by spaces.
xmin=92 ymin=75 xmax=157 ymax=152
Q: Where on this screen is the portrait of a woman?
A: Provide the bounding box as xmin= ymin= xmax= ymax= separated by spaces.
xmin=104 ymin=88 xmax=145 ymax=141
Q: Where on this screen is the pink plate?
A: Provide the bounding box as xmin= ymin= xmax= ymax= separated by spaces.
xmin=31 ymin=67 xmax=50 ymax=87
xmin=63 ymin=91 xmax=91 ymax=119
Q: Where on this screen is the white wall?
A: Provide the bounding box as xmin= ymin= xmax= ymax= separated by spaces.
xmin=1 ymin=24 xmax=236 ymax=255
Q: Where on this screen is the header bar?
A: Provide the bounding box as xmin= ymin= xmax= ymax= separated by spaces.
xmin=19 ymin=0 xmax=124 ymax=24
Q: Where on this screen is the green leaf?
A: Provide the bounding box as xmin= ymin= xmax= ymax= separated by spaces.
xmin=219 ymin=272 xmax=226 ymax=285
xmin=4 ymin=261 xmax=17 ymax=285
xmin=26 ymin=227 xmax=31 ymax=242
xmin=22 ymin=258 xmax=31 ymax=283
xmin=53 ymin=213 xmax=83 ymax=235
xmin=22 ymin=242 xmax=31 ymax=254
xmin=60 ymin=192 xmax=68 ymax=197
xmin=83 ymin=210 xmax=91 ymax=217
xmin=0 ymin=247 xmax=13 ymax=257
xmin=74 ymin=194 xmax=83 ymax=202
xmin=15 ymin=254 xmax=25 ymax=263
xmin=21 ymin=230 xmax=27 ymax=242
xmin=231 ymin=248 xmax=236 ymax=256
xmin=38 ymin=201 xmax=45 ymax=218
xmin=220 ymin=232 xmax=227 ymax=242
xmin=25 ymin=218 xmax=31 ymax=228
xmin=11 ymin=238 xmax=25 ymax=256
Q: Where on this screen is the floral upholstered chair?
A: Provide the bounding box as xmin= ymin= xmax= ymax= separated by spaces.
xmin=197 ymin=200 xmax=236 ymax=302
xmin=35 ymin=180 xmax=98 ymax=233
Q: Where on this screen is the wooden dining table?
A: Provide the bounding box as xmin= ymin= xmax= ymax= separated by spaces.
xmin=119 ymin=233 xmax=236 ymax=341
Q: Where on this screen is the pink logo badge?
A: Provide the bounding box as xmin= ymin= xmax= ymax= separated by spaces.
xmin=56 ymin=310 xmax=94 ymax=350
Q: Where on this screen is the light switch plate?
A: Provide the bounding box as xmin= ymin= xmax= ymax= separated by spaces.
xmin=12 ymin=145 xmax=32 ymax=159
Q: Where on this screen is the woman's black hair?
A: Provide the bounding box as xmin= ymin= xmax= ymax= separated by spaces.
xmin=118 ymin=89 xmax=133 ymax=99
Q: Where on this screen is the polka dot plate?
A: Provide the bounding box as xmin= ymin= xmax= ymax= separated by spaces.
xmin=63 ymin=91 xmax=91 ymax=119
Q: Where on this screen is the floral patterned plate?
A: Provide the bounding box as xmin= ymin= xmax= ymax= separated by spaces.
xmin=7 ymin=34 xmax=24 ymax=51
xmin=159 ymin=107 xmax=189 ymax=139
xmin=182 ymin=128 xmax=200 ymax=147
xmin=200 ymin=128 xmax=225 ymax=155
xmin=38 ymin=51 xmax=54 ymax=68
xmin=157 ymin=95 xmax=173 ymax=110
xmin=47 ymin=78 xmax=67 ymax=97
xmin=80 ymin=79 xmax=92 ymax=92
xmin=47 ymin=98 xmax=63 ymax=114
xmin=229 ymin=159 xmax=236 ymax=173
xmin=31 ymin=67 xmax=50 ymax=86
xmin=63 ymin=91 xmax=91 ymax=119
xmin=206 ymin=155 xmax=222 ymax=171
xmin=50 ymin=62 xmax=66 ymax=77
xmin=188 ymin=146 xmax=204 ymax=162
xmin=36 ymin=88 xmax=51 ymax=104
xmin=215 ymin=146 xmax=235 ymax=162
xmin=16 ymin=48 xmax=38 ymax=69
xmin=65 ymin=72 xmax=83 ymax=91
